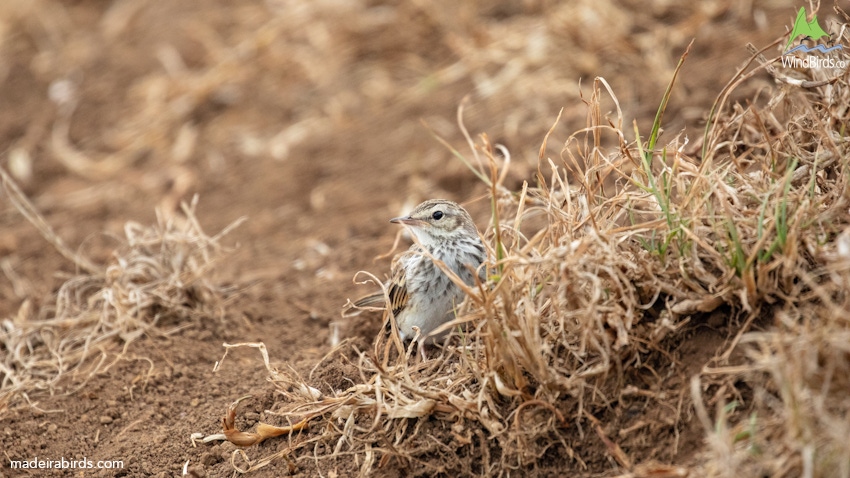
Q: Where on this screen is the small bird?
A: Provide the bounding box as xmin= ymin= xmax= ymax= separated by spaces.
xmin=352 ymin=199 xmax=486 ymax=343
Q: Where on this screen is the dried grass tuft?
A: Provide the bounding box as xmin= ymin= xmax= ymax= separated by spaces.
xmin=0 ymin=175 xmax=243 ymax=410
xmin=221 ymin=21 xmax=850 ymax=475
xmin=690 ymin=10 xmax=850 ymax=476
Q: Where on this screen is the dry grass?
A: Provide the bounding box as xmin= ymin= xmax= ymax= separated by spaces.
xmin=218 ymin=15 xmax=850 ymax=477
xmin=0 ymin=174 xmax=243 ymax=411
xmin=2 ymin=0 xmax=848 ymax=475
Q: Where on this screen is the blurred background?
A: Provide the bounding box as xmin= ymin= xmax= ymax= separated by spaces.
xmin=0 ymin=0 xmax=811 ymax=474
xmin=0 ymin=0 xmax=794 ymax=308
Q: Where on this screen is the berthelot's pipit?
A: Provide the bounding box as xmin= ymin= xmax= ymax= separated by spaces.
xmin=352 ymin=199 xmax=486 ymax=343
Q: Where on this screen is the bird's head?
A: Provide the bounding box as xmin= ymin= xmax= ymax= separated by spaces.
xmin=390 ymin=199 xmax=477 ymax=247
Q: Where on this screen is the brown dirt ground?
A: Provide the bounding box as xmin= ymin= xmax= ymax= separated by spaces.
xmin=0 ymin=1 xmax=800 ymax=476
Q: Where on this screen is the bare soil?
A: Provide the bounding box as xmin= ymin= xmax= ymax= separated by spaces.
xmin=0 ymin=1 xmax=799 ymax=476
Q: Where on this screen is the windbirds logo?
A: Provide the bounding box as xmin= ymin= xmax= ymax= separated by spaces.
xmin=784 ymin=7 xmax=843 ymax=55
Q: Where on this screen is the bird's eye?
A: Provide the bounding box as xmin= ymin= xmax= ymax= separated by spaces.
xmin=432 ymin=210 xmax=444 ymax=220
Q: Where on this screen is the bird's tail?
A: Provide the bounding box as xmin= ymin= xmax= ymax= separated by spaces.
xmin=342 ymin=292 xmax=386 ymax=317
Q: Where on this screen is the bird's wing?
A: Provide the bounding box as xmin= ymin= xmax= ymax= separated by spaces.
xmin=386 ymin=252 xmax=410 ymax=318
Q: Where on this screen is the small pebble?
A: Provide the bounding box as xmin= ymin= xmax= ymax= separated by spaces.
xmin=200 ymin=452 xmax=218 ymax=467
xmin=47 ymin=424 xmax=58 ymax=433
xmin=186 ymin=465 xmax=207 ymax=478
xmin=99 ymin=415 xmax=113 ymax=425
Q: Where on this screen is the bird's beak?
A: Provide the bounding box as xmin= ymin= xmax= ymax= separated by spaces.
xmin=390 ymin=215 xmax=425 ymax=227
